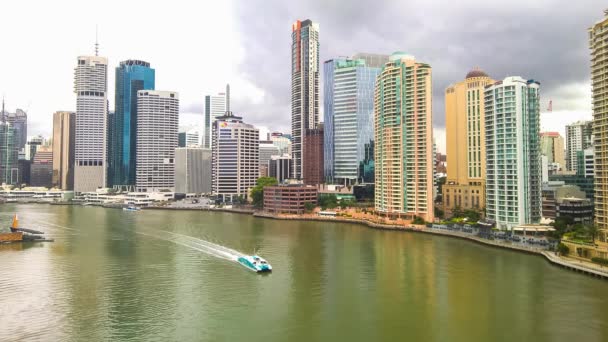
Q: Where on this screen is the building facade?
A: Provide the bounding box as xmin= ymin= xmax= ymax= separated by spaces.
xmin=323 ymin=54 xmax=388 ymax=185
xmin=135 ymin=90 xmax=179 ymax=192
xmin=303 ymin=126 xmax=324 ymax=185
xmin=0 ymin=121 xmax=18 ymax=185
xmin=52 ymin=111 xmax=75 ymax=190
xmin=30 ymin=147 xmax=53 ymax=187
xmin=204 ymin=85 xmax=229 ymax=149
xmin=591 ymin=10 xmax=608 ymax=255
xmin=0 ymin=107 xmax=27 ymax=151
xmin=291 ymin=19 xmax=320 ymax=180
xmin=212 ymin=112 xmax=259 ymax=202
xmin=74 ymin=55 xmax=108 ymax=192
xmin=269 ymin=155 xmax=292 ymax=183
xmin=175 ymin=147 xmax=211 ymax=194
xmin=111 ymin=60 xmax=155 ymax=189
xmin=540 ymin=132 xmax=566 ymax=171
xmin=178 ymin=126 xmax=201 ymax=147
xmin=565 ymin=120 xmax=592 ymax=172
xmin=374 ymin=53 xmax=434 ymax=222
xmin=485 ymin=77 xmax=541 ymax=230
xmin=443 ymin=69 xmax=495 ymax=215
xmin=263 ymin=185 xmax=317 ymax=214
xmin=260 ymin=140 xmax=281 ymax=177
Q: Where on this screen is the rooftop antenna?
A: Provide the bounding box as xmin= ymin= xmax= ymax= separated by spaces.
xmin=226 ymin=83 xmax=230 ymax=112
xmin=95 ymin=25 xmax=99 ymax=56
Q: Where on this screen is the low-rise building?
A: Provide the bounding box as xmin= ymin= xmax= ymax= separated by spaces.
xmin=263 ymin=184 xmax=317 ymax=214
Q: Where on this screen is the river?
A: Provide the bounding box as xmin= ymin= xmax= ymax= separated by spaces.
xmin=1 ymin=204 xmax=607 ymax=341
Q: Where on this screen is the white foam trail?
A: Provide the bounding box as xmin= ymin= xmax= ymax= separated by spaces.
xmin=136 ymin=230 xmax=244 ymax=262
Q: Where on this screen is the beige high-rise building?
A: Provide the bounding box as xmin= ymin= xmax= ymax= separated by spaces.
xmin=443 ymin=69 xmax=494 ymax=215
xmin=540 ymin=132 xmax=566 ymax=171
xmin=52 ymin=111 xmax=75 ymax=190
xmin=374 ymin=53 xmax=434 ymax=223
xmin=591 ymin=10 xmax=608 ymax=256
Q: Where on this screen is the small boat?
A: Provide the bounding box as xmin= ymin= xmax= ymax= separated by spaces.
xmin=237 ymin=255 xmax=272 ymax=273
xmin=123 ymin=206 xmax=141 ymax=212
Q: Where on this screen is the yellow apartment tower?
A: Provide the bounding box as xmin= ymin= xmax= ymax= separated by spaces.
xmin=443 ymin=69 xmax=494 ymax=216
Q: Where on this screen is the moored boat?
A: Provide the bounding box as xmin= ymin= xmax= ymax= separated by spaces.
xmin=237 ymin=255 xmax=272 ymax=273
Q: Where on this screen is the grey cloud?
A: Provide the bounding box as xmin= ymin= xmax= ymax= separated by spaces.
xmin=233 ymin=0 xmax=604 ymax=129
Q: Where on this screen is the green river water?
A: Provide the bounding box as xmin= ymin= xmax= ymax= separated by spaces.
xmin=1 ymin=204 xmax=607 ymax=341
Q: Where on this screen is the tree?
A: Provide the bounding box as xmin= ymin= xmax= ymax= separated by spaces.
xmin=435 ymin=207 xmax=445 ymax=219
xmin=557 ymin=243 xmax=570 ymax=256
xmin=304 ymin=202 xmax=315 ymax=213
xmin=412 ymin=216 xmax=426 ymax=225
xmin=251 ymin=177 xmax=278 ymax=208
xmin=586 ymin=225 xmax=599 ymax=243
xmin=318 ymin=194 xmax=338 ymax=210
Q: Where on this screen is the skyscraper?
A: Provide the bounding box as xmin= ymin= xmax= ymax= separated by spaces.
xmin=374 ymin=53 xmax=434 ymax=223
xmin=30 ymin=147 xmax=53 ymax=188
xmin=175 ymin=147 xmax=211 ymax=194
xmin=74 ymin=55 xmax=108 ymax=192
xmin=204 ymin=85 xmax=229 ymax=149
xmin=212 ymin=112 xmax=259 ymax=203
xmin=565 ymin=120 xmax=593 ymax=172
xmin=443 ymin=69 xmax=495 ymax=215
xmin=0 ymin=106 xmax=27 ymax=151
xmin=0 ymin=121 xmax=18 ymax=185
xmin=111 ymin=60 xmax=155 ymax=189
xmin=485 ymin=77 xmax=541 ymax=230
xmin=178 ymin=126 xmax=201 ymax=147
xmin=52 ymin=111 xmax=76 ymax=190
xmin=540 ymin=132 xmax=566 ymax=170
xmin=324 ymin=54 xmax=388 ymax=185
xmin=135 ymin=90 xmax=179 ymax=192
xmin=291 ymin=19 xmax=319 ymax=180
xmin=259 ymin=140 xmax=280 ymax=177
xmin=591 ymin=10 xmax=608 ymax=249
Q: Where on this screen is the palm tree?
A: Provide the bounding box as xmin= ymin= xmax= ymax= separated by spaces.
xmin=586 ymin=225 xmax=598 ymax=243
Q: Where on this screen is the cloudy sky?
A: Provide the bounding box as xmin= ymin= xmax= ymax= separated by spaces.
xmin=1 ymin=0 xmax=605 ymax=152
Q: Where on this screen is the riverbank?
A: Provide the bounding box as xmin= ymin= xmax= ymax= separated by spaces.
xmin=253 ymin=212 xmax=608 ymax=280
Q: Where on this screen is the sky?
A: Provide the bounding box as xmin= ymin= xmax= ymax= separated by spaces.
xmin=1 ymin=0 xmax=605 ymax=153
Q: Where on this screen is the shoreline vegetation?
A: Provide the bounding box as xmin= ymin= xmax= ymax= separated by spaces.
xmin=9 ymin=201 xmax=608 ymax=280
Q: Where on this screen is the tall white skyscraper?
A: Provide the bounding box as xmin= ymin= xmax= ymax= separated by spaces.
xmin=485 ymin=76 xmax=541 ymax=230
xmin=291 ymin=19 xmax=320 ymax=179
xmin=212 ymin=112 xmax=259 ymax=202
xmin=204 ymin=85 xmax=229 ymax=149
xmin=74 ymin=55 xmax=108 ymax=192
xmin=135 ymin=90 xmax=179 ymax=192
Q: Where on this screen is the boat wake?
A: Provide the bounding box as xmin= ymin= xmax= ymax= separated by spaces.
xmin=137 ymin=230 xmax=245 ymax=262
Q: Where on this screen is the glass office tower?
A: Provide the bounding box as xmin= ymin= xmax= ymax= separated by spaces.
xmin=111 ymin=60 xmax=155 ymax=188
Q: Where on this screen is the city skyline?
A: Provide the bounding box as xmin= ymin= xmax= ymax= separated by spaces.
xmin=1 ymin=1 xmax=604 ymax=153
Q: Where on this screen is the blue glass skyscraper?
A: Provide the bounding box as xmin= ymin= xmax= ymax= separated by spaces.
xmin=110 ymin=60 xmax=155 ymax=188
xmin=323 ymin=54 xmax=388 ymax=185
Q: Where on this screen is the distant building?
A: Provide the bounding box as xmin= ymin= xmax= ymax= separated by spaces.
xmin=74 ymin=55 xmax=108 ymax=192
xmin=303 ymin=126 xmax=324 ymax=185
xmin=25 ymin=135 xmax=45 ymax=161
xmin=577 ymin=146 xmax=594 ymax=178
xmin=178 ymin=126 xmax=201 ymax=147
xmin=52 ymin=111 xmax=76 ymax=190
xmin=263 ymin=184 xmax=317 ymax=214
xmin=443 ymin=68 xmax=495 ymax=215
xmin=291 ymin=19 xmax=320 ymax=179
xmin=212 ymin=112 xmax=259 ymax=202
xmin=111 ymin=59 xmax=155 ymax=189
xmin=30 ymin=147 xmax=53 ymax=188
xmin=540 ymin=132 xmax=566 ymax=172
xmin=260 ymin=140 xmax=280 ymax=177
xmin=135 ymin=90 xmax=179 ymax=192
xmin=550 ymin=173 xmax=594 ymax=201
xmin=323 ymin=54 xmax=388 ymax=185
xmin=268 ymin=155 xmax=292 ymax=183
xmin=542 ymin=182 xmax=587 ymax=220
xmin=268 ymin=132 xmax=292 ymax=156
xmin=565 ymin=120 xmax=592 ymax=172
xmin=204 ymin=85 xmax=229 ymax=149
xmin=0 ymin=106 xmax=27 ymax=150
xmin=175 ymin=147 xmax=211 ymax=194
xmin=0 ymin=121 xmax=19 ymax=185
xmin=374 ymin=53 xmax=434 ymax=222
xmin=485 ymin=77 xmax=541 ymax=230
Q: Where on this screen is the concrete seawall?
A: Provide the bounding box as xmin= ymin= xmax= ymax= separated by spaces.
xmin=253 ymin=212 xmax=608 ymax=280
